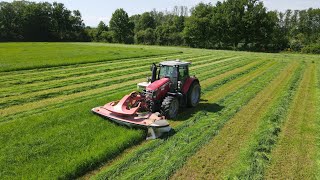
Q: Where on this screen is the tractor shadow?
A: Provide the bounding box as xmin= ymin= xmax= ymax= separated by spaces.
xmin=159 ymin=99 xmax=224 ymax=139
xmin=174 ymin=99 xmax=224 ymax=122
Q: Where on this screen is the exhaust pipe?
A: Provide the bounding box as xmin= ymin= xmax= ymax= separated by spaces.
xmin=151 ymin=63 xmax=157 ymax=83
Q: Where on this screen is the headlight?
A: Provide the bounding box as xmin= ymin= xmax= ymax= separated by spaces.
xmin=145 ymin=90 xmax=153 ymax=98
xmin=152 ymin=90 xmax=158 ymax=99
xmin=146 ymin=90 xmax=158 ymax=99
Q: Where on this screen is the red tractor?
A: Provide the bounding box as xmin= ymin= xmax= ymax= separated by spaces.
xmin=92 ymin=60 xmax=201 ymax=139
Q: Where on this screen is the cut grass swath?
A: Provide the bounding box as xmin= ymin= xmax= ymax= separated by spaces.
xmin=317 ymin=62 xmax=320 ymax=179
xmin=0 ymin=55 xmax=239 ymax=99
xmin=171 ymin=61 xmax=300 ymax=179
xmin=0 ymin=55 xmax=262 ymax=179
xmin=264 ymin=62 xmax=318 ymax=179
xmin=0 ymin=56 xmax=254 ymax=122
xmin=0 ymin=53 xmax=229 ymax=98
xmin=221 ymin=61 xmax=305 ymax=179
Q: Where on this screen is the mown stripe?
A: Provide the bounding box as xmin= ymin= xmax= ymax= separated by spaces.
xmin=225 ymin=61 xmax=305 ymax=179
xmin=0 ymin=57 xmax=252 ymax=123
xmin=0 ymin=55 xmax=239 ymax=98
xmin=0 ymin=56 xmax=242 ymax=108
xmin=171 ymin=61 xmax=300 ymax=179
xmin=317 ymin=62 xmax=320 ymax=179
xmin=265 ymin=62 xmax=317 ymax=179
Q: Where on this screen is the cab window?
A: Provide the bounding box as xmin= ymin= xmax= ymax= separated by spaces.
xmin=179 ymin=66 xmax=188 ymax=81
xmin=159 ymin=66 xmax=177 ymax=78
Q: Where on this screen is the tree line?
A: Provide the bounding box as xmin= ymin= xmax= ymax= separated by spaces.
xmin=0 ymin=1 xmax=89 ymax=41
xmin=1 ymin=0 xmax=319 ymax=53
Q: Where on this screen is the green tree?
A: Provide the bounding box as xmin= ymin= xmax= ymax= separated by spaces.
xmin=135 ymin=28 xmax=156 ymax=45
xmin=0 ymin=2 xmax=21 ymax=41
xmin=184 ymin=3 xmax=214 ymax=48
xmin=97 ymin=21 xmax=108 ymax=32
xmin=137 ymin=12 xmax=156 ymax=31
xmin=0 ymin=1 xmax=88 ymax=42
xmin=109 ymin=8 xmax=134 ymax=44
xmin=94 ymin=21 xmax=109 ymax=41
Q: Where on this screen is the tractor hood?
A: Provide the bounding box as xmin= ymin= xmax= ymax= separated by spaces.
xmin=146 ymin=78 xmax=170 ymax=91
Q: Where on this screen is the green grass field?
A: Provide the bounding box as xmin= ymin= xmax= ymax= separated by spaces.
xmin=0 ymin=43 xmax=319 ymax=179
xmin=0 ymin=42 xmax=179 ymax=72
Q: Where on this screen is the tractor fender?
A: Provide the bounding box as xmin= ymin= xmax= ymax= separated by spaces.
xmin=182 ymin=77 xmax=199 ymax=95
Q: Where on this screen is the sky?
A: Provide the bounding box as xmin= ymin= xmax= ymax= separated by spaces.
xmin=4 ymin=0 xmax=320 ymax=27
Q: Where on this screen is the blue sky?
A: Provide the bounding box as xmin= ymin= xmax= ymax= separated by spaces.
xmin=4 ymin=0 xmax=320 ymax=27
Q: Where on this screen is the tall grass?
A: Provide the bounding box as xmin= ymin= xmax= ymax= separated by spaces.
xmin=0 ymin=92 xmax=145 ymax=179
xmin=0 ymin=43 xmax=180 ymax=72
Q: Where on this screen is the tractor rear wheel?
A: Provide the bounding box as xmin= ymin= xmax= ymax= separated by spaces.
xmin=187 ymin=81 xmax=201 ymax=107
xmin=161 ymin=96 xmax=179 ymax=119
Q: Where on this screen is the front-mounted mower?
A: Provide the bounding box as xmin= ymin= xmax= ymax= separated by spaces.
xmin=92 ymin=59 xmax=201 ymax=139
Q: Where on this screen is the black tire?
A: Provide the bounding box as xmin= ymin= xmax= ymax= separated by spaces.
xmin=187 ymin=81 xmax=201 ymax=107
xmin=161 ymin=96 xmax=179 ymax=119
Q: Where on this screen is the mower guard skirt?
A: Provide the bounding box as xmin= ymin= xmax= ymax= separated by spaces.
xmin=92 ymin=106 xmax=170 ymax=128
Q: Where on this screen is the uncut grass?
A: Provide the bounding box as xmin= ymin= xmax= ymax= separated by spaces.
xmin=0 ymin=52 xmax=192 ymax=85
xmin=264 ymin=62 xmax=318 ymax=179
xmin=93 ymin=59 xmax=283 ymax=180
xmin=0 ymin=58 xmax=265 ymax=178
xmin=0 ymin=92 xmax=145 ymax=179
xmin=0 ymin=51 xmax=189 ymax=77
xmin=0 ymin=54 xmax=239 ymax=99
xmin=0 ymin=42 xmax=180 ymax=72
xmin=171 ymin=61 xmax=301 ymax=179
xmin=0 ymin=56 xmax=255 ymax=121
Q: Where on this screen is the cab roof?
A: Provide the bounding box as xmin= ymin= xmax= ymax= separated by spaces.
xmin=160 ymin=59 xmax=191 ymax=67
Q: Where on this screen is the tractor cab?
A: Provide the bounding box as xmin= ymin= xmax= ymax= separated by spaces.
xmin=157 ymin=60 xmax=191 ymax=91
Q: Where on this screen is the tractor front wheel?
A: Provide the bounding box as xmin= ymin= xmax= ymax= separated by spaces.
xmin=161 ymin=96 xmax=179 ymax=119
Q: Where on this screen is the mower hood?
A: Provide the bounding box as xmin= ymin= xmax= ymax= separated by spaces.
xmin=146 ymin=78 xmax=170 ymax=91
